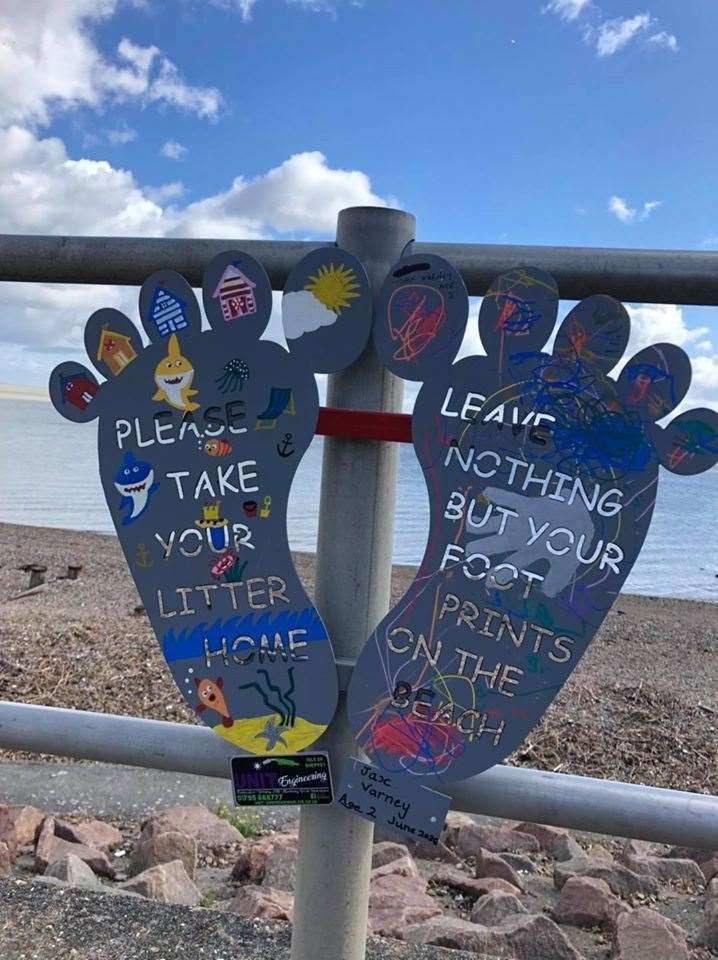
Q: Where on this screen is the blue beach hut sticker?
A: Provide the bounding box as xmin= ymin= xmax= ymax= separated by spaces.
xmin=150 ymin=287 xmax=189 ymax=337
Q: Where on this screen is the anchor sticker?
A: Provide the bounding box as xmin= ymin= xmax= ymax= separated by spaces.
xmin=259 ymin=495 xmax=272 ymax=519
xmin=277 ymin=433 xmax=295 ymax=457
xmin=134 ymin=543 xmax=153 ymax=569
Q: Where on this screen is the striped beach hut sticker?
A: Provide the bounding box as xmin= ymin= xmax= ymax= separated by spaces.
xmin=213 ymin=264 xmax=257 ymax=321
xmin=149 ymin=287 xmax=189 ymax=337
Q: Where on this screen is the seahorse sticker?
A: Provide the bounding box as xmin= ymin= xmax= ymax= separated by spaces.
xmin=152 ymin=333 xmax=199 ymax=412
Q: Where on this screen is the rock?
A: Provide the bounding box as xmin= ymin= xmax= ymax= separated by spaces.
xmin=0 ymin=806 xmax=18 ymax=860
xmin=9 ymin=806 xmax=44 ymax=846
xmin=470 ymin=890 xmax=527 ymax=925
xmin=514 ymin=821 xmax=568 ymax=852
xmin=613 ymin=906 xmax=689 ymax=960
xmin=130 ymin=831 xmax=197 ymax=879
xmin=621 ymin=839 xmax=652 ymax=861
xmin=0 ymin=841 xmax=12 ymax=878
xmin=476 ymin=849 xmax=524 ymax=889
xmin=140 ymin=803 xmax=242 ymax=848
xmin=695 ymin=897 xmax=718 ymax=951
xmin=230 ymin=831 xmax=297 ymax=884
xmin=262 ymin=837 xmax=298 ymax=892
xmin=55 ymin=819 xmax=122 ymax=852
xmin=441 ymin=812 xmax=475 ymax=848
xmin=371 ymin=855 xmax=418 ymax=881
xmin=406 ymin=912 xmax=581 ymax=958
xmin=372 ymin=841 xmax=411 ymax=869
xmin=502 ymin=853 xmax=537 ymax=874
xmin=368 ymin=873 xmax=442 ymax=939
xmin=456 ymin=822 xmax=540 ymax=858
xmin=623 ymin=853 xmax=704 ymax=884
xmin=554 ymin=856 xmax=659 ymax=898
xmin=119 ymin=860 xmax=200 ymax=906
xmin=700 ymin=858 xmax=718 ymax=883
xmin=230 ymin=884 xmax=293 ymax=921
xmin=45 ymin=854 xmax=103 ymax=891
xmin=552 ymin=834 xmax=586 ymax=863
xmin=587 ymin=843 xmax=612 ymax=860
xmin=553 ymin=875 xmax=627 ymax=929
xmin=431 ymin=864 xmax=520 ymax=898
xmin=666 ymin=846 xmax=715 ymax=865
xmin=34 ymin=818 xmax=115 ymax=878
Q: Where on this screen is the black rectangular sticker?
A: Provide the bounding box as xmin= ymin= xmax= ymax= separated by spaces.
xmin=231 ymin=753 xmax=333 ymax=806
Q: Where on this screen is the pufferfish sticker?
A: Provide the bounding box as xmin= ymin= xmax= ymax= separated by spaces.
xmin=280 ymin=247 xmax=373 ymax=373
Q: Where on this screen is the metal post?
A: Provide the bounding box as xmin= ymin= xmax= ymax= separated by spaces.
xmin=290 ymin=206 xmax=416 ymax=960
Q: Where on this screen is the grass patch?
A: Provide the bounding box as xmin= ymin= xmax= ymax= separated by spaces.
xmin=215 ymin=802 xmax=262 ymax=839
xmin=198 ymin=891 xmax=218 ymax=909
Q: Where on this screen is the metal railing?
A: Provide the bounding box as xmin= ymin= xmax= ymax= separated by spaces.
xmin=1 ymin=208 xmax=716 ymax=960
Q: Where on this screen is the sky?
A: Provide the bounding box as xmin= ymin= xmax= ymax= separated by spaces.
xmin=0 ymin=0 xmax=717 ymax=414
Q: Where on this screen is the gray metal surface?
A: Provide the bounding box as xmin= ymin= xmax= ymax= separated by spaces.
xmin=3 ymin=232 xmax=718 ymax=304
xmin=1 ymin=699 xmax=716 ymax=848
xmin=290 ymin=206 xmax=416 ymax=960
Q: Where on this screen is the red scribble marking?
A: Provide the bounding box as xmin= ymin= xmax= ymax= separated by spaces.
xmin=627 ymin=373 xmax=651 ymax=405
xmin=388 ymin=285 xmax=446 ymax=362
xmin=668 ymin=444 xmax=691 ymax=470
xmin=372 ymin=713 xmax=463 ymax=765
xmin=494 ymin=295 xmax=518 ymax=333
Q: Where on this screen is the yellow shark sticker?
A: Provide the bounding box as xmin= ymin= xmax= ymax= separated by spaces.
xmin=152 ymin=334 xmax=200 ymax=412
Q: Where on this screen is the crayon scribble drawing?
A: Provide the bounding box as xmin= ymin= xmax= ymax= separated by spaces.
xmin=49 ymin=247 xmax=374 ymax=755
xmin=348 ymin=257 xmax=718 ymax=785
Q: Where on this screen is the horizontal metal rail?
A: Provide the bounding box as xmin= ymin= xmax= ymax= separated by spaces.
xmin=1 ymin=231 xmax=718 ymax=303
xmin=0 ymin=698 xmax=715 ymax=848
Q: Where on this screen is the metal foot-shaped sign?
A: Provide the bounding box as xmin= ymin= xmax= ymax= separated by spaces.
xmin=348 ymin=255 xmax=718 ymax=784
xmin=50 ymin=247 xmax=372 ymax=756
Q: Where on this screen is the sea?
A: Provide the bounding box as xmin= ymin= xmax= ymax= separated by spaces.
xmin=1 ymin=397 xmax=716 ymax=603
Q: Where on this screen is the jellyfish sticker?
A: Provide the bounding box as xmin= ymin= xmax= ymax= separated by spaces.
xmin=215 ymin=358 xmax=250 ymax=394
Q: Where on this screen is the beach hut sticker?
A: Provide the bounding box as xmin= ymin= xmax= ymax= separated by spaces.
xmin=96 ymin=326 xmax=137 ymax=375
xmin=59 ymin=372 xmax=98 ymax=410
xmin=149 ymin=287 xmax=190 ymax=337
xmin=213 ymin=264 xmax=257 ymax=321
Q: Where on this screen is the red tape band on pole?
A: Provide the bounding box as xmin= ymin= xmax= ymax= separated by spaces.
xmin=316 ymin=407 xmax=412 ymax=443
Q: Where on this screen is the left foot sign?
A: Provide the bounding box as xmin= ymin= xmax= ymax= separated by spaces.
xmin=50 ymin=247 xmax=373 ymax=755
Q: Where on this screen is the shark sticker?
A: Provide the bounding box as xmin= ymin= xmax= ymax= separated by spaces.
xmin=152 ymin=333 xmax=200 ymax=412
xmin=114 ymin=451 xmax=159 ymax=525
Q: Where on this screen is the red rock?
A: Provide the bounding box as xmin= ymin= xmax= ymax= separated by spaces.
xmin=554 ymin=856 xmax=659 ymax=898
xmin=455 ymin=822 xmax=539 ymax=858
xmin=368 ymin=873 xmax=442 ymax=939
xmin=613 ymin=906 xmax=688 ymax=960
xmin=372 ymin=841 xmax=411 ymax=868
xmin=470 ymin=890 xmax=526 ymax=925
xmin=55 ymin=819 xmax=122 ymax=852
xmin=0 ymin=805 xmax=18 ymax=860
xmin=431 ymin=864 xmax=520 ymax=898
xmin=45 ymin=853 xmax=103 ymax=890
xmin=696 ymin=893 xmax=718 ymax=951
xmin=441 ymin=812 xmax=475 ymax=848
xmin=515 ymin=821 xmax=570 ymax=852
xmin=552 ymin=833 xmax=586 ymax=862
xmin=130 ymin=831 xmax=197 ymax=879
xmin=700 ymin=857 xmax=718 ymax=883
xmin=666 ymin=846 xmax=715 ymax=864
xmin=405 ymin=912 xmax=581 ymax=958
xmin=140 ymin=803 xmax=242 ymax=848
xmin=371 ymin=855 xmax=418 ymax=881
xmin=231 ymin=832 xmax=297 ymax=883
xmin=120 ymin=859 xmax=200 ymax=906
xmin=262 ymin=836 xmax=298 ymax=892
xmin=623 ymin=853 xmax=704 ymax=884
xmin=553 ymin=875 xmax=627 ymax=929
xmin=230 ymin=884 xmax=293 ymax=921
xmin=0 ymin=841 xmax=12 ymax=877
xmin=34 ymin=817 xmax=115 ymax=878
xmin=476 ymin=848 xmax=524 ymax=889
xmin=9 ymin=806 xmax=44 ymax=846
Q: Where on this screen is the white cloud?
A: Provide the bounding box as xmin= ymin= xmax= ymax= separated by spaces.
xmin=647 ymin=30 xmax=678 ymax=52
xmin=608 ymin=194 xmax=662 ymax=223
xmin=542 ymin=0 xmax=591 ymax=21
xmin=283 ymin=290 xmax=337 ymax=339
xmin=161 ymin=140 xmax=189 ymax=161
xmin=0 ymin=128 xmax=393 ymax=384
xmin=695 ymin=340 xmax=713 ymax=353
xmin=690 ymin=354 xmax=718 ymax=410
xmin=0 ymin=2 xmax=222 ymax=125
xmin=173 ymin=150 xmax=391 ymax=236
xmin=106 ymin=124 xmax=137 ymax=146
xmin=595 ymin=13 xmax=651 ymax=57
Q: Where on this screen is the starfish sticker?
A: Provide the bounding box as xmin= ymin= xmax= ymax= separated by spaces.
xmin=254 ymin=718 xmax=289 ymax=750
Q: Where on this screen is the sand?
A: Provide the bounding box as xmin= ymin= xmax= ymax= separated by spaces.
xmin=0 ymin=521 xmax=716 ymax=792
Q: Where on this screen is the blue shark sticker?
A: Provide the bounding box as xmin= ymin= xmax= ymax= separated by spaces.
xmin=114 ymin=451 xmax=159 ymax=525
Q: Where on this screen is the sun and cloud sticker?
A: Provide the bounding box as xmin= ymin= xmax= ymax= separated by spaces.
xmin=281 ymin=248 xmax=372 ymax=373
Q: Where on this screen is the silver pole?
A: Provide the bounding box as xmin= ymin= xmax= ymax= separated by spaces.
xmin=2 ymin=233 xmax=718 ymax=304
xmin=1 ymin=700 xmax=717 ymax=849
xmin=289 ymin=206 xmax=416 ymax=960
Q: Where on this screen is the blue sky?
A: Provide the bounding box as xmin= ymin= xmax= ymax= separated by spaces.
xmin=0 ymin=0 xmax=716 ymax=411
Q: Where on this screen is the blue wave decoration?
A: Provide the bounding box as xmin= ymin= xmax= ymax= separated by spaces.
xmin=162 ymin=607 xmax=328 ymax=663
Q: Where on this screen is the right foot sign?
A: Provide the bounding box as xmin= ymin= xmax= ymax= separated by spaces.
xmin=50 ymin=248 xmax=373 ymax=755
xmin=347 ymin=256 xmax=718 ymax=784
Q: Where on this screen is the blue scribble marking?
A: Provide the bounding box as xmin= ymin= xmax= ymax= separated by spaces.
xmin=163 ymin=608 xmax=328 ymax=662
